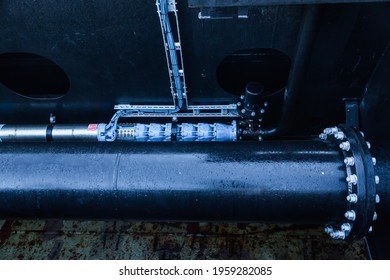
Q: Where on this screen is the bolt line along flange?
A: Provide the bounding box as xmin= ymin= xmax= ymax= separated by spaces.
xmin=320 ymin=125 xmax=379 ymax=240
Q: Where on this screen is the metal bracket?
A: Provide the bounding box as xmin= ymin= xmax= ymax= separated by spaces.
xmin=343 ymin=98 xmax=360 ymax=129
xmin=113 ymin=104 xmax=239 ymax=118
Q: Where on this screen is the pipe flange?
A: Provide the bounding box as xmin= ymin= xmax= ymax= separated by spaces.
xmin=237 ymin=97 xmax=268 ymax=119
xmin=320 ymin=125 xmax=379 ymax=241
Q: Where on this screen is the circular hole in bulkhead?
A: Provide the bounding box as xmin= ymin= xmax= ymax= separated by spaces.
xmin=216 ymin=48 xmax=291 ymax=96
xmin=0 ymin=52 xmax=70 ymax=99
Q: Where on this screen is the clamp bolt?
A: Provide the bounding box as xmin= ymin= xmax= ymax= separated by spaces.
xmin=331 ymin=230 xmax=346 ymax=240
xmin=369 ymin=226 xmax=373 ymax=233
xmin=375 ymin=176 xmax=380 ymax=184
xmin=324 ymin=127 xmax=339 ymax=135
xmin=324 ymin=226 xmax=333 ymax=234
xmin=346 ymin=174 xmax=358 ymax=185
xmin=344 ymin=157 xmax=355 ymax=166
xmin=241 ymin=109 xmax=246 ymax=114
xmin=345 ymin=210 xmax=356 ymax=221
xmin=340 ymin=141 xmax=351 ymax=151
xmin=372 ymin=157 xmax=377 ymax=166
xmin=346 ymin=194 xmax=358 ymax=203
xmin=373 ymin=212 xmax=377 ymax=221
xmin=341 ymin=223 xmax=352 ymax=232
xmin=251 ymin=112 xmax=256 ymax=117
xmin=319 ymin=133 xmax=327 ymax=140
xmin=334 ymin=131 xmax=345 ymax=140
xmin=366 ymin=141 xmax=371 ymax=149
xmin=376 ymin=194 xmax=380 ymax=204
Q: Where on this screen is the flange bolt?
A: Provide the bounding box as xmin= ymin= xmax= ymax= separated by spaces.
xmin=346 ymin=194 xmax=358 ymax=203
xmin=345 ymin=210 xmax=356 ymax=221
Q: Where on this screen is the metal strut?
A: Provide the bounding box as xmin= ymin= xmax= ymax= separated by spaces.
xmin=157 ymin=0 xmax=188 ymax=109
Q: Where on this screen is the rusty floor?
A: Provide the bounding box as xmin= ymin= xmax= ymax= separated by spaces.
xmin=0 ymin=220 xmax=366 ymax=260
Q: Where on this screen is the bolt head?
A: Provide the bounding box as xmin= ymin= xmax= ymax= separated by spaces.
xmin=260 ymin=109 xmax=265 ymax=114
xmin=324 ymin=226 xmax=333 ymax=234
xmin=366 ymin=141 xmax=371 ymax=149
xmin=369 ymin=226 xmax=373 ymax=233
xmin=376 ymin=194 xmax=380 ymax=204
xmin=346 ymin=174 xmax=358 ymax=185
xmin=324 ymin=127 xmax=338 ymax=135
xmin=258 ymin=136 xmax=263 ymax=141
xmin=372 ymin=157 xmax=377 ymax=166
xmin=339 ymin=141 xmax=350 ymax=151
xmin=345 ymin=210 xmax=356 ymax=221
xmin=373 ymin=212 xmax=377 ymax=221
xmin=240 ymin=95 xmax=244 ymax=100
xmin=346 ymin=194 xmax=358 ymax=203
xmin=344 ymin=157 xmax=355 ymax=166
xmin=241 ymin=109 xmax=246 ymax=114
xmin=319 ymin=133 xmax=327 ymax=140
xmin=323 ymin=128 xmax=331 ymax=134
xmin=375 ymin=176 xmax=380 ymax=184
xmin=341 ymin=223 xmax=352 ymax=232
xmin=264 ymin=102 xmax=269 ymax=107
xmin=237 ymin=102 xmax=241 ymax=106
xmin=360 ymin=131 xmax=365 ymax=137
xmin=333 ymin=230 xmax=346 ymax=240
xmin=251 ymin=112 xmax=256 ymax=117
xmin=334 ymin=131 xmax=345 ymax=140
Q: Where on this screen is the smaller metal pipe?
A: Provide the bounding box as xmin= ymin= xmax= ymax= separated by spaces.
xmin=260 ymin=5 xmax=321 ymax=138
xmin=244 ymin=82 xmax=264 ymax=112
xmin=0 ymin=124 xmax=104 ymax=142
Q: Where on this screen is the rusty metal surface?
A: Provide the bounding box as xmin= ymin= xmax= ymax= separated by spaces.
xmin=0 ymin=220 xmax=366 ymax=260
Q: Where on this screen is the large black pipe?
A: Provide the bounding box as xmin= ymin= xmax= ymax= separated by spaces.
xmin=0 ymin=141 xmax=348 ymax=223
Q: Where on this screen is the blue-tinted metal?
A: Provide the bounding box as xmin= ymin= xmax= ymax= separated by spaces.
xmin=116 ymin=121 xmax=237 ymax=142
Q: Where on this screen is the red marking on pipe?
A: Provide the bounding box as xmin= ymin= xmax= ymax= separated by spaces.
xmin=88 ymin=124 xmax=98 ymax=131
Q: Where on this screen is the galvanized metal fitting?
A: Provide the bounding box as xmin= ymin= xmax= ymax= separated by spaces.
xmin=334 ymin=131 xmax=345 ymax=140
xmin=345 ymin=210 xmax=356 ymax=221
xmin=344 ymin=157 xmax=355 ymax=166
xmin=339 ymin=141 xmax=351 ymax=151
xmin=346 ymin=194 xmax=358 ymax=203
xmin=330 ymin=230 xmax=346 ymax=240
xmin=323 ymin=127 xmax=339 ymax=135
xmin=346 ymin=174 xmax=358 ymax=185
xmin=341 ymin=223 xmax=352 ymax=232
xmin=324 ymin=226 xmax=333 ymax=234
xmin=319 ymin=133 xmax=327 ymax=140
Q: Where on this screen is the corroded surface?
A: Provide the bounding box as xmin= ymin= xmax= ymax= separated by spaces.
xmin=0 ymin=220 xmax=366 ymax=260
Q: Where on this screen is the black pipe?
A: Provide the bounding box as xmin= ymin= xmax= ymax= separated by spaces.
xmin=0 ymin=141 xmax=349 ymax=222
xmin=260 ymin=5 xmax=321 ymax=138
